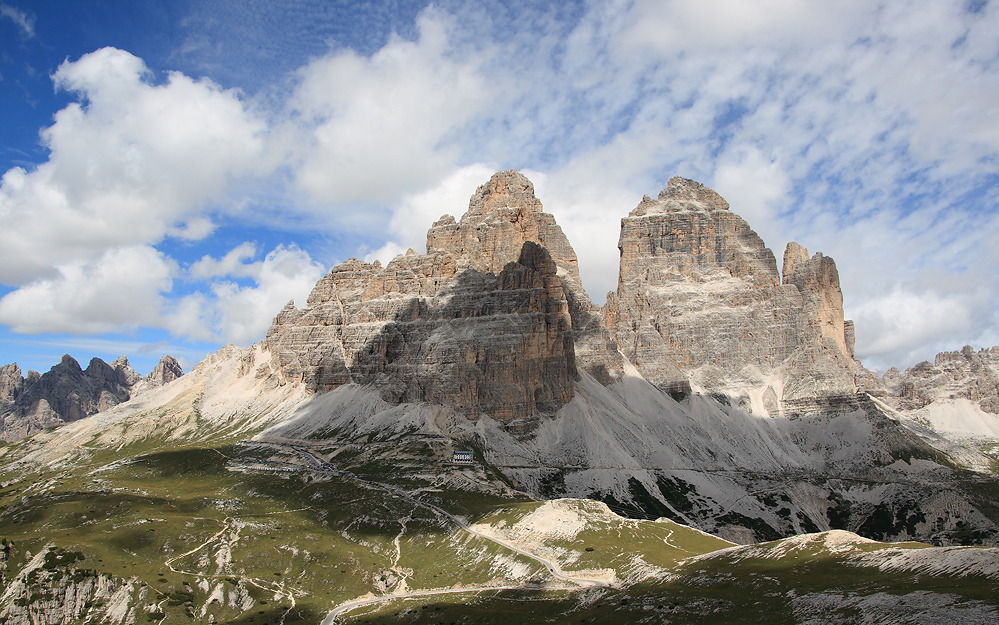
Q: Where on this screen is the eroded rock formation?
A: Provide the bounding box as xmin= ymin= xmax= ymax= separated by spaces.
xmin=265 ymin=170 xmax=623 ymax=434
xmin=0 ymin=354 xmax=183 ymax=441
xmin=883 ymin=346 xmax=999 ymax=413
xmin=604 ymin=176 xmax=859 ymax=415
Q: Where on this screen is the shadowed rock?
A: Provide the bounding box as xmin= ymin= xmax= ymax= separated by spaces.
xmin=0 ymin=353 xmax=184 ymax=441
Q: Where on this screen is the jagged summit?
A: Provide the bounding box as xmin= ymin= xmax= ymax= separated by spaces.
xmin=659 ymin=175 xmax=731 ymax=210
xmin=605 ymin=178 xmax=858 ymax=414
xmin=0 ymin=352 xmax=184 ymax=441
xmin=266 ymin=170 xmax=623 ymax=433
xmin=426 ymin=169 xmax=581 ymax=281
xmin=467 ymin=169 xmax=543 ymax=215
xmin=632 ymin=176 xmax=731 ymax=216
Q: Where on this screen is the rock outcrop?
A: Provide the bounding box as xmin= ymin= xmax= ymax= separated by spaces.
xmin=883 ymin=346 xmax=999 ymax=413
xmin=604 ymin=176 xmax=859 ymax=415
xmin=0 ymin=354 xmax=183 ymax=441
xmin=1 ymin=363 xmax=28 ymax=407
xmin=141 ymin=355 xmax=184 ymax=389
xmin=265 ymin=170 xmax=622 ymax=435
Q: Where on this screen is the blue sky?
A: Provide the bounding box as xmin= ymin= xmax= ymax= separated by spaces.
xmin=1 ymin=0 xmax=997 ymax=376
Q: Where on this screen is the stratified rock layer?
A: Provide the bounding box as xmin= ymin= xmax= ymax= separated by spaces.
xmin=266 ymin=171 xmax=622 ymax=433
xmin=604 ymin=176 xmax=858 ymax=415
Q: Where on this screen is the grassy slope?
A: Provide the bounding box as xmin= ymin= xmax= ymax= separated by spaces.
xmin=2 ymin=396 xmax=997 ymax=625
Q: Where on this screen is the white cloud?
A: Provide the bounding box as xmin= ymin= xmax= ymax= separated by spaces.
xmin=713 ymin=146 xmax=791 ymax=255
xmin=851 ymin=286 xmax=990 ymax=371
xmin=0 ymin=3 xmax=34 ymax=39
xmin=173 ymin=245 xmax=325 ymax=345
xmin=189 ymin=242 xmax=260 ymax=279
xmin=0 ymin=245 xmax=175 ymax=334
xmin=365 ymin=163 xmax=496 ymax=265
xmin=289 ymin=10 xmax=494 ymax=207
xmin=0 ymin=47 xmax=271 ymax=284
xmin=527 ymin=166 xmax=644 ymax=303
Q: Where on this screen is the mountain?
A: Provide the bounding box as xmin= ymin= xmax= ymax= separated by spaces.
xmin=265 ymin=171 xmax=623 ymax=438
xmin=260 ymin=170 xmax=998 ymax=546
xmin=1 ymin=170 xmax=998 ymax=624
xmin=604 ymin=175 xmax=863 ymax=413
xmin=0 ymin=354 xmax=183 ymax=441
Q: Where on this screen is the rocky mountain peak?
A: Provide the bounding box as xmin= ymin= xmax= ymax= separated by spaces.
xmin=467 ymin=169 xmax=543 ymax=216
xmin=427 ymin=169 xmax=580 ymax=281
xmin=0 ymin=353 xmax=184 ymax=441
xmin=781 ymin=242 xmax=851 ymax=360
xmin=606 ymin=176 xmax=857 ymax=414
xmin=882 ymin=345 xmax=999 ymax=413
xmin=144 ymin=355 xmax=184 ymax=388
xmin=781 ymin=241 xmax=810 ymax=278
xmin=0 ymin=363 xmax=23 ymax=405
xmin=111 ymin=355 xmax=143 ymax=387
xmin=630 ymin=175 xmax=731 ymax=215
xmin=266 ymin=170 xmax=626 ymax=433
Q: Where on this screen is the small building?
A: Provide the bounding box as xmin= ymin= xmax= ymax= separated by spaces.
xmin=452 ymin=450 xmax=474 ymax=464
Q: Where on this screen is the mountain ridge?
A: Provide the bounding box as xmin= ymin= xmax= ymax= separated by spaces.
xmin=2 ymin=170 xmax=997 ymax=623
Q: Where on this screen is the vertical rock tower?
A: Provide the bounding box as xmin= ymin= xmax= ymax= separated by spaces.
xmin=265 ymin=170 xmax=623 ymax=434
xmin=605 ymin=176 xmax=857 ymax=415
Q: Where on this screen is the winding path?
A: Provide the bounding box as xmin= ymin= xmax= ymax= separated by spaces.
xmin=254 ymin=440 xmax=609 ymax=623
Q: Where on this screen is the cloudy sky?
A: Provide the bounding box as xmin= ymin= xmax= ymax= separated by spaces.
xmin=1 ymin=0 xmax=996 ymax=375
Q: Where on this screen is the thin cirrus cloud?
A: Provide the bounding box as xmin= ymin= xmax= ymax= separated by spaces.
xmin=0 ymin=2 xmax=34 ymax=39
xmin=0 ymin=1 xmax=996 ymax=374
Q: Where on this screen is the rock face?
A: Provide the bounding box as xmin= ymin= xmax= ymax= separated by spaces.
xmin=0 ymin=363 xmax=28 ymax=406
xmin=604 ymin=176 xmax=859 ymax=415
xmin=142 ymin=355 xmax=184 ymax=389
xmin=883 ymin=346 xmax=999 ymax=413
xmin=266 ymin=170 xmax=622 ymax=435
xmin=0 ymin=354 xmax=183 ymax=441
xmin=0 ymin=543 xmax=136 ymax=625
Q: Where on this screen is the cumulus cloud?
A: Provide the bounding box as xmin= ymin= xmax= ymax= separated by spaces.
xmin=365 ymin=164 xmax=496 ymax=264
xmin=0 ymin=47 xmax=295 ymax=346
xmin=189 ymin=242 xmax=260 ymax=279
xmin=713 ymin=146 xmax=791 ymax=254
xmin=0 ymin=47 xmax=270 ymax=284
xmin=290 ymin=10 xmax=494 ymax=208
xmin=0 ymin=246 xmax=175 ymax=334
xmin=172 ymin=245 xmax=325 ymax=345
xmin=851 ymin=287 xmax=988 ymax=371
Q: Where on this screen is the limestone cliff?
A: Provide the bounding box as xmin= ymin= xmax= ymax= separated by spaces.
xmin=266 ymin=171 xmax=623 ymax=435
xmin=604 ymin=176 xmax=859 ymax=416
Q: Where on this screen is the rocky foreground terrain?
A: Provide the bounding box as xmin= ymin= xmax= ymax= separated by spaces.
xmin=1 ymin=170 xmax=997 ymax=624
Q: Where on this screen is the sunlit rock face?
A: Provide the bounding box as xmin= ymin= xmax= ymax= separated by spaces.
xmin=604 ymin=176 xmax=860 ymax=416
xmin=265 ymin=170 xmax=623 ymax=434
xmin=882 ymin=346 xmax=999 ymax=413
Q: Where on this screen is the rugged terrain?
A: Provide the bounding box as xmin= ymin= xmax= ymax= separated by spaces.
xmin=2 ymin=170 xmax=998 ymax=623
xmin=1 ymin=354 xmax=183 ymax=441
xmin=262 ymin=170 xmax=999 ymax=547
